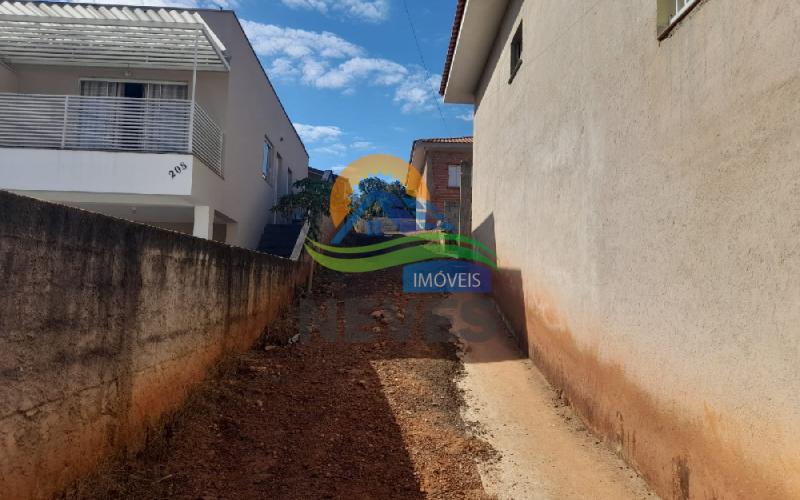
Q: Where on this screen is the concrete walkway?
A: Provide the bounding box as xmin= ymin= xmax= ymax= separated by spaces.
xmin=437 ymin=294 xmax=657 ymax=500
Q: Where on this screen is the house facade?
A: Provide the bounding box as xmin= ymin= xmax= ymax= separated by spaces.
xmin=408 ymin=136 xmax=472 ymax=232
xmin=0 ymin=1 xmax=308 ymax=250
xmin=441 ymin=1 xmax=800 ymax=499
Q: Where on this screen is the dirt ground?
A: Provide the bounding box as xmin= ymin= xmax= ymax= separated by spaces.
xmin=68 ymin=266 xmax=496 ymax=500
xmin=438 ymin=295 xmax=656 ymax=500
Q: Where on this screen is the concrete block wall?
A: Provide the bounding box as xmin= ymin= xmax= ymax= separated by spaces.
xmin=0 ymin=191 xmax=308 ymax=499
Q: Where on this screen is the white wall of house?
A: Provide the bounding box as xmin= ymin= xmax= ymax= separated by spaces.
xmin=461 ymin=0 xmax=800 ymax=497
xmin=0 ymin=149 xmax=195 ymax=195
xmin=0 ymin=10 xmax=308 ymax=250
xmin=200 ymin=11 xmax=309 ymax=248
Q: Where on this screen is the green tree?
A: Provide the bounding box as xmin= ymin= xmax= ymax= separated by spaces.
xmin=351 ymin=177 xmax=412 ymax=218
xmin=271 ymin=177 xmax=332 ymax=240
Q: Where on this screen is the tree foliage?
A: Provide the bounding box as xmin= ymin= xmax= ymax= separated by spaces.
xmin=271 ymin=177 xmax=332 ymax=240
xmin=352 ymin=177 xmax=413 ymax=218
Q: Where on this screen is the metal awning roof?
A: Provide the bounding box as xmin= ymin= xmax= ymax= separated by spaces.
xmin=0 ymin=1 xmax=229 ymax=71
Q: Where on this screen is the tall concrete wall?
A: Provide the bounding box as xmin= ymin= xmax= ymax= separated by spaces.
xmin=0 ymin=191 xmax=308 ymax=499
xmin=471 ymin=1 xmax=800 ymax=498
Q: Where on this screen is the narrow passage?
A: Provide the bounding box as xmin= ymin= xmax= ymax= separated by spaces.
xmin=74 ymin=266 xmax=654 ymax=499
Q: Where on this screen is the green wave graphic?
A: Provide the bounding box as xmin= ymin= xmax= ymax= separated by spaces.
xmin=305 ymin=242 xmax=498 ymax=273
xmin=308 ymin=232 xmax=495 ymax=258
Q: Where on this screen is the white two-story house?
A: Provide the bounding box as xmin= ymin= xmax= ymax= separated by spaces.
xmin=0 ymin=1 xmax=308 ymax=249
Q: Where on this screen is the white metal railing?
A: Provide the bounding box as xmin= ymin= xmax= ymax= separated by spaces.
xmin=0 ymin=93 xmax=224 ymax=176
xmin=192 ymin=103 xmax=224 ymax=176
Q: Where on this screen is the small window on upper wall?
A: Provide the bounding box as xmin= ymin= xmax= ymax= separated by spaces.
xmin=657 ymin=0 xmax=700 ymax=39
xmin=509 ymin=22 xmax=523 ymax=84
xmin=262 ymin=138 xmax=273 ymax=183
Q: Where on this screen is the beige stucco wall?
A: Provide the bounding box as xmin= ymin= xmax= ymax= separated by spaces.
xmin=470 ymin=1 xmax=800 ymax=498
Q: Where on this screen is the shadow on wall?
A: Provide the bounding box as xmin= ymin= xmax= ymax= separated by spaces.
xmin=0 ymin=191 xmax=309 ymax=500
xmin=469 ymin=212 xmax=789 ymax=500
xmin=451 ymin=212 xmax=527 ymax=363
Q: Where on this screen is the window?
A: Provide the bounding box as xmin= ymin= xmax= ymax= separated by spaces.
xmin=657 ymin=0 xmax=700 ymax=39
xmin=79 ymin=80 xmax=187 ymax=99
xmin=275 ymin=153 xmax=283 ymax=188
xmin=262 ymin=139 xmax=272 ymax=182
xmin=78 ymin=80 xmax=189 ymax=150
xmin=448 ymin=165 xmax=461 ymax=188
xmin=509 ymin=22 xmax=523 ymax=84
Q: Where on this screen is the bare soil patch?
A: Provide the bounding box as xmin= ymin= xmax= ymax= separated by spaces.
xmin=67 ymin=267 xmax=494 ymax=500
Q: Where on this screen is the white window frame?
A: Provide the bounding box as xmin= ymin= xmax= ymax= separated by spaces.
xmin=447 ymin=165 xmax=461 ymax=188
xmin=671 ymin=0 xmax=697 ymax=23
xmin=658 ymin=0 xmax=701 ymax=39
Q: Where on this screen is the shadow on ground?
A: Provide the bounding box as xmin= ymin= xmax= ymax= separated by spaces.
xmin=67 ymin=264 xmax=495 ymax=500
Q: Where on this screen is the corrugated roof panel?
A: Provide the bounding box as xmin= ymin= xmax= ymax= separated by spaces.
xmin=0 ymin=1 xmax=229 ymax=71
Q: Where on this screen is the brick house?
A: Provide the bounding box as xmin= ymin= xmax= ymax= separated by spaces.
xmin=407 ymin=136 xmax=472 ymax=232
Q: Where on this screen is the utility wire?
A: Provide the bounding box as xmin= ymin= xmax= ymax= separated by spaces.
xmin=401 ymin=0 xmax=451 ymax=135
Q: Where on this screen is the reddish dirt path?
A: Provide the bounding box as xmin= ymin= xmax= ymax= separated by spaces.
xmin=69 ymin=268 xmax=494 ymax=499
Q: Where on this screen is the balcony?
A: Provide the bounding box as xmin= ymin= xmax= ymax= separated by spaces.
xmin=0 ymin=93 xmax=224 ymax=176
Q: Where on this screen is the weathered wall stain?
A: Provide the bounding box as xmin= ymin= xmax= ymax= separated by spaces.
xmin=492 ymin=270 xmax=792 ymax=499
xmin=0 ymin=191 xmax=308 ymax=499
xmin=469 ymin=0 xmax=800 ymax=496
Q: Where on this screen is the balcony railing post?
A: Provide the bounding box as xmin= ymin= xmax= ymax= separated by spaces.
xmin=60 ymin=95 xmax=69 ymax=148
xmin=188 ymin=102 xmax=195 ymax=153
xmin=188 ymin=27 xmax=199 ymax=154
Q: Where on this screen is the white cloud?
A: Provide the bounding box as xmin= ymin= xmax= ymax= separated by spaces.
xmin=294 ymin=123 xmax=343 ymax=143
xmin=280 ymin=0 xmax=390 ymax=23
xmin=242 ymin=22 xmax=363 ymax=60
xmin=351 ymin=141 xmax=374 ymax=150
xmin=313 ymin=143 xmax=348 ymax=156
xmin=211 ymin=0 xmax=240 ymax=7
xmin=243 ymin=21 xmax=442 ymax=114
xmin=242 ymin=22 xmax=407 ymax=92
xmin=456 ymin=111 xmax=474 ymax=122
xmin=313 ymin=57 xmax=407 ymax=89
xmin=394 ymin=70 xmax=441 ymax=113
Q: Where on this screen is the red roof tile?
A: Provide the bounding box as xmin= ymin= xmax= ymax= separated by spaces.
xmin=414 ymin=136 xmax=473 ymax=145
xmin=408 ymin=136 xmax=472 ymax=165
xmin=439 ymin=0 xmax=467 ymax=96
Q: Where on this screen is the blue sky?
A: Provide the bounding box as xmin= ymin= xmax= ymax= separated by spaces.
xmin=64 ymin=0 xmax=473 ymax=172
xmin=234 ymin=0 xmax=474 ymax=172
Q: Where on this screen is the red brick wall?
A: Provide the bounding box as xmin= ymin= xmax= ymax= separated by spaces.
xmin=427 ymin=149 xmax=471 ymax=208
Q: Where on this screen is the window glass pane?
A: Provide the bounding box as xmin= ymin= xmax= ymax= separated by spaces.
xmin=262 ymin=142 xmax=271 ymax=179
xmin=448 ymin=165 xmax=461 ymax=187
